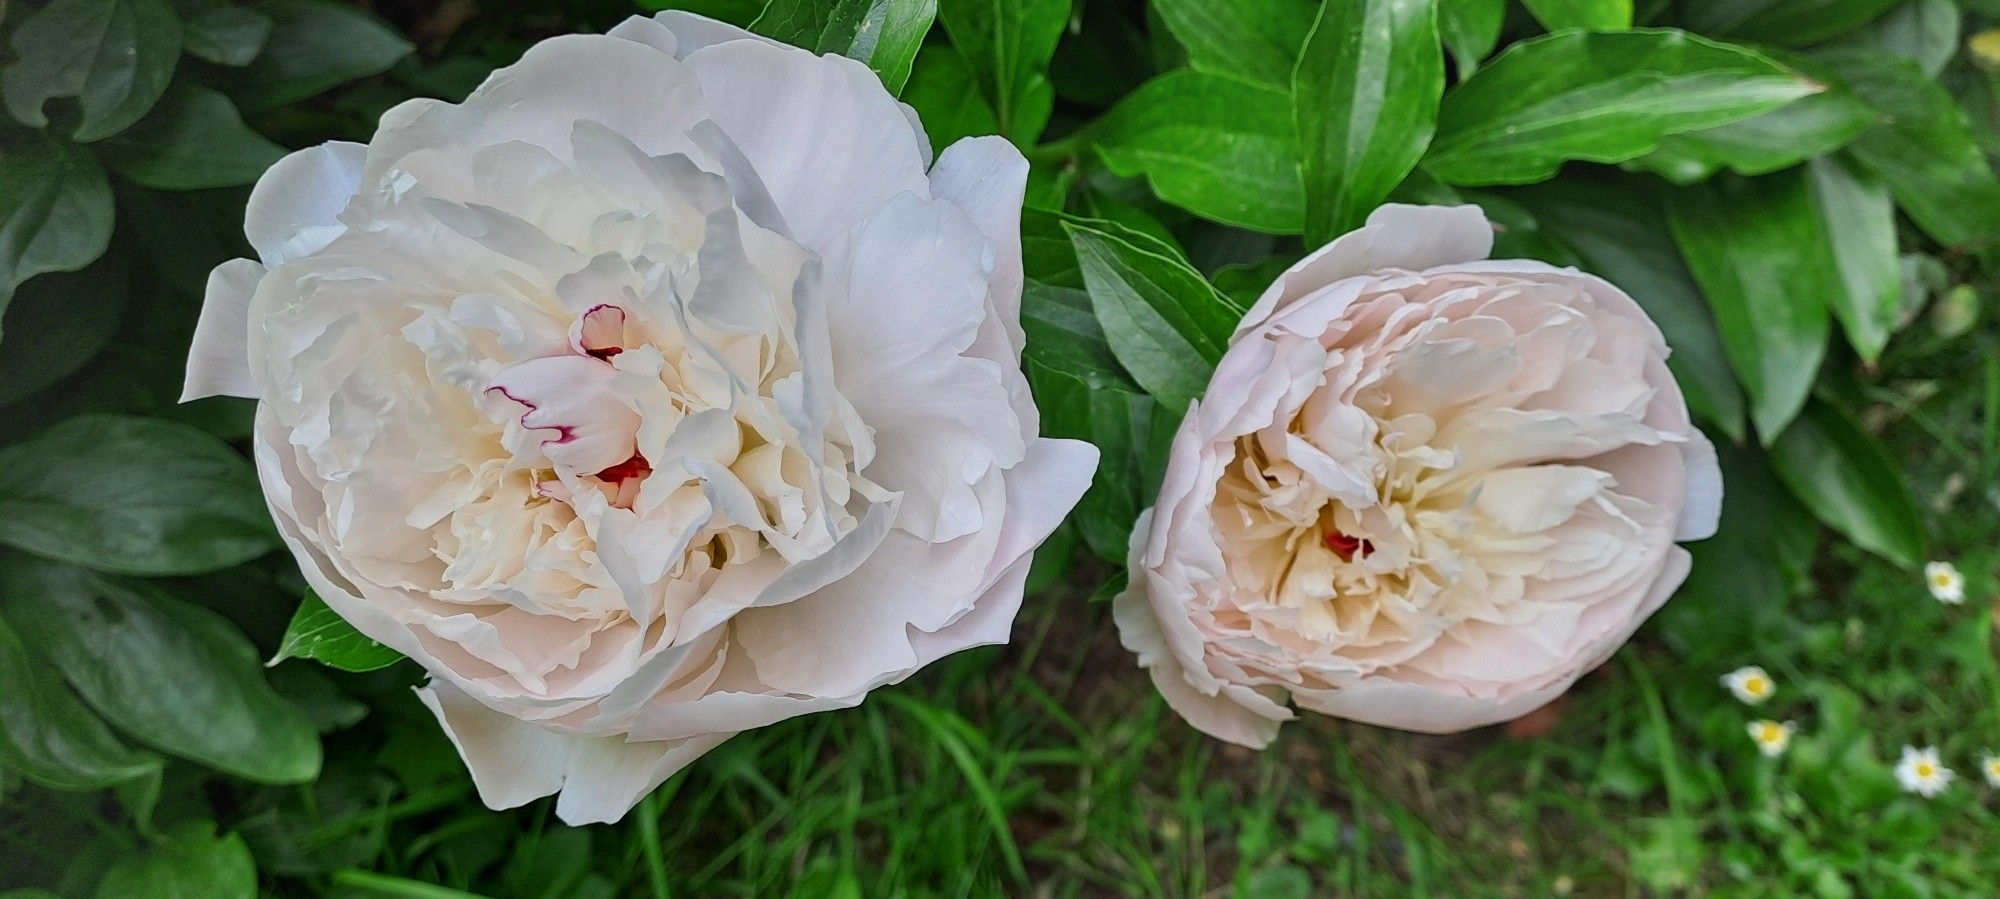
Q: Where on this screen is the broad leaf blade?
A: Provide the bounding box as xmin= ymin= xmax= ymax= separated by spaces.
xmin=0 ymin=134 xmax=114 ymax=335
xmin=1293 ymin=0 xmax=1443 ymax=243
xmin=1625 ymin=89 xmax=1877 ymax=184
xmin=1681 ymin=0 xmax=1904 ymax=47
xmin=229 ymin=0 xmax=413 ymax=111
xmin=1804 ymin=155 xmax=1900 ymax=364
xmin=935 ymin=0 xmax=1066 ymax=143
xmin=1824 ymin=49 xmax=2000 ymax=248
xmin=1425 ymin=29 xmax=1820 ymax=186
xmin=1152 ymin=0 xmax=1316 ymax=88
xmin=0 ymin=0 xmax=181 ymax=141
xmin=1066 ymin=220 xmax=1241 ymax=414
xmin=1521 ymin=0 xmax=1632 ymax=31
xmin=98 ymin=85 xmax=287 ymax=191
xmin=96 ymin=822 xmax=257 ymax=899
xmin=0 ymin=609 xmax=162 ymax=792
xmin=751 ymin=0 xmax=938 ymax=94
xmin=272 ymin=590 xmax=406 ymax=674
xmin=1768 ymin=401 xmax=1926 ymax=568
xmin=1094 ymin=70 xmax=1302 ymax=234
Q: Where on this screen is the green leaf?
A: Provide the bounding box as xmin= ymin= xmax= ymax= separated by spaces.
xmin=1768 ymin=401 xmax=1926 ymax=568
xmin=750 ymin=0 xmax=937 ymax=94
xmin=935 ymin=0 xmax=1066 ymax=143
xmin=1666 ymin=171 xmax=1833 ymax=441
xmin=228 ymin=0 xmax=413 ymax=112
xmin=900 ymin=45 xmax=999 ymax=156
xmin=1066 ymin=219 xmax=1241 ymax=413
xmin=1625 ymin=88 xmax=1878 ymax=184
xmin=271 ymin=590 xmax=405 ymax=674
xmin=1665 ymin=440 xmax=1816 ymax=654
xmin=1804 ymin=154 xmax=1899 ymax=364
xmin=97 ymin=85 xmax=285 ymax=190
xmin=1509 ymin=174 xmax=1746 ymax=440
xmin=1424 ymin=29 xmax=1820 ymax=186
xmin=1680 ymin=0 xmax=1904 ymax=47
xmin=1818 ymin=0 xmax=1960 ymax=77
xmin=1438 ymin=0 xmax=1503 ymax=75
xmin=1151 ymin=0 xmax=1316 ymax=88
xmin=2 ymin=558 xmax=322 ymax=783
xmin=0 ymin=248 xmax=127 ymax=406
xmin=95 ymin=821 xmax=257 ymax=899
xmin=0 ymin=133 xmax=113 ymax=333
xmin=182 ymin=5 xmax=274 ymax=67
xmin=1094 ymin=70 xmax=1301 ymax=234
xmin=0 ymin=0 xmax=181 ymax=142
xmin=1521 ymin=0 xmax=1632 ymax=31
xmin=0 ymin=415 xmax=280 ymax=576
xmin=1293 ymin=0 xmax=1442 ymax=243
xmin=1020 ymin=207 xmax=1083 ymax=288
xmin=1823 ymin=50 xmax=2000 ymax=248
xmin=0 ymin=609 xmax=162 ymax=792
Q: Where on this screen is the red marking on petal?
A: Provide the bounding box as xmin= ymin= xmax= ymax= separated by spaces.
xmin=574 ymin=304 xmax=629 ymax=360
xmin=1323 ymin=530 xmax=1372 ymax=562
xmin=594 ymin=452 xmax=651 ymax=484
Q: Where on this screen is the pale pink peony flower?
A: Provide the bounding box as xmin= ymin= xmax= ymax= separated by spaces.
xmin=182 ymin=12 xmax=1095 ymax=823
xmin=1114 ymin=205 xmax=1721 ymax=746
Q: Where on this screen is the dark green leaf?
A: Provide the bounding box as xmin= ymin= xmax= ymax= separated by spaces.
xmin=2 ymin=558 xmax=321 ymax=783
xmin=95 ymin=821 xmax=257 ymax=899
xmin=0 ymin=0 xmax=181 ymax=141
xmin=1804 ymin=154 xmax=1899 ymax=364
xmin=271 ymin=589 xmax=405 ymax=674
xmin=1510 ymin=176 xmax=1747 ymax=439
xmin=1066 ymin=219 xmax=1241 ymax=413
xmin=1293 ymin=0 xmax=1443 ymax=243
xmin=1768 ymin=401 xmax=1926 ymax=568
xmin=899 ymin=45 xmax=1000 ymax=157
xmin=98 ymin=85 xmax=285 ymax=190
xmin=0 ymin=248 xmax=126 ymax=406
xmin=1680 ymin=0 xmax=1904 ymax=47
xmin=0 ymin=134 xmax=113 ymax=334
xmin=750 ymin=0 xmax=937 ymax=94
xmin=935 ymin=0 xmax=1066 ymax=142
xmin=1094 ymin=70 xmax=1301 ymax=233
xmin=1020 ymin=207 xmax=1083 ymax=288
xmin=1424 ymin=29 xmax=1820 ymax=186
xmin=1824 ymin=50 xmax=2000 ymax=248
xmin=0 ymin=609 xmax=161 ymax=791
xmin=1625 ymin=89 xmax=1877 ymax=184
xmin=1438 ymin=0 xmax=1503 ymax=75
xmin=228 ymin=0 xmax=413 ymax=112
xmin=1151 ymin=0 xmax=1315 ymax=87
xmin=183 ymin=5 xmax=274 ymax=67
xmin=1521 ymin=0 xmax=1632 ymax=30
xmin=1817 ymin=0 xmax=1959 ymax=76
xmin=0 ymin=415 xmax=280 ymax=576
xmin=1666 ymin=171 xmax=1833 ymax=441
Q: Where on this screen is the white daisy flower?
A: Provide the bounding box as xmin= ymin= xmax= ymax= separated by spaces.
xmin=1746 ymin=720 xmax=1794 ymax=757
xmin=1981 ymin=753 xmax=2000 ymax=788
xmin=1720 ymin=666 xmax=1776 ymax=705
xmin=1926 ymin=561 xmax=1965 ymax=604
xmin=1895 ymin=745 xmax=1956 ymax=797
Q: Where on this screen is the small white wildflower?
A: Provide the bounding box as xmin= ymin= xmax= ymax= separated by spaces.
xmin=1895 ymin=745 xmax=1956 ymax=797
xmin=1721 ymin=666 xmax=1776 ymax=705
xmin=1926 ymin=561 xmax=1965 ymax=604
xmin=1981 ymin=753 xmax=2000 ymax=788
xmin=1746 ymin=720 xmax=1795 ymax=757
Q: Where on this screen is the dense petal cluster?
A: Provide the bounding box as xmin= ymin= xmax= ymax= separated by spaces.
xmin=183 ymin=12 xmax=1094 ymax=823
xmin=1115 ymin=205 xmax=1720 ymax=746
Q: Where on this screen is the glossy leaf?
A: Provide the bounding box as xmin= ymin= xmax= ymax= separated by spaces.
xmin=1094 ymin=70 xmax=1301 ymax=233
xmin=271 ymin=590 xmax=406 ymax=674
xmin=1067 ymin=220 xmax=1242 ymax=414
xmin=183 ymin=5 xmax=274 ymax=67
xmin=1681 ymin=0 xmax=1904 ymax=47
xmin=0 ymin=609 xmax=161 ymax=792
xmin=900 ymin=45 xmax=1000 ymax=156
xmin=0 ymin=415 xmax=280 ymax=576
xmin=1826 ymin=50 xmax=2000 ymax=248
xmin=935 ymin=0 xmax=1066 ymax=142
xmin=1521 ymin=0 xmax=1632 ymax=31
xmin=0 ymin=248 xmax=126 ymax=406
xmin=750 ymin=0 xmax=937 ymax=94
xmin=95 ymin=822 xmax=257 ymax=899
xmin=1666 ymin=171 xmax=1832 ymax=442
xmin=2 ymin=559 xmax=322 ymax=783
xmin=0 ymin=0 xmax=181 ymax=142
xmin=1804 ymin=154 xmax=1900 ymax=364
xmin=1818 ymin=0 xmax=1960 ymax=76
xmin=1425 ymin=29 xmax=1819 ymax=186
xmin=1293 ymin=0 xmax=1443 ymax=243
xmin=0 ymin=135 xmax=113 ymax=334
xmin=1626 ymin=89 xmax=1878 ymax=184
xmin=98 ymin=85 xmax=287 ymax=190
xmin=1151 ymin=0 xmax=1316 ymax=88
xmin=230 ymin=0 xmax=413 ymax=111
xmin=1438 ymin=0 xmax=1504 ymax=74
xmin=1769 ymin=401 xmax=1926 ymax=568
xmin=1510 ymin=175 xmax=1747 ymax=440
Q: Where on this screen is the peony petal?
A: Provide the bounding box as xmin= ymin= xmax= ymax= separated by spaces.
xmin=182 ymin=259 xmax=266 ymax=401
xmin=244 ymin=142 xmax=366 ymax=267
xmin=1236 ymin=204 xmax=1493 ymax=338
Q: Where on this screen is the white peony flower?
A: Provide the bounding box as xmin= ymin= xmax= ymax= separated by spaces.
xmin=1895 ymin=745 xmax=1955 ymax=797
xmin=1114 ymin=205 xmax=1722 ymax=746
xmin=1925 ymin=560 xmax=1964 ymax=604
xmin=1721 ymin=665 xmax=1775 ymax=705
xmin=182 ymin=12 xmax=1096 ymax=824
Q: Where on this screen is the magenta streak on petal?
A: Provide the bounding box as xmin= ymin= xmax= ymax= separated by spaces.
xmin=486 ymin=384 xmax=578 ymax=447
